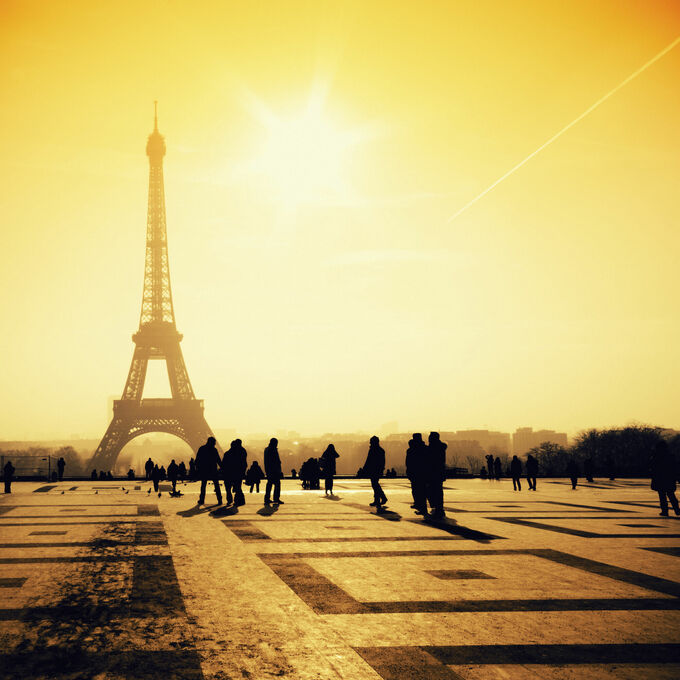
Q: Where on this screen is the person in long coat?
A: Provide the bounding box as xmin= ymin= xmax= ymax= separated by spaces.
xmin=264 ymin=438 xmax=283 ymax=505
xmin=3 ymin=460 xmax=15 ymax=494
xmin=320 ymin=444 xmax=340 ymax=495
xmin=246 ymin=461 xmax=264 ymax=493
xmin=426 ymin=432 xmax=447 ymax=519
xmin=231 ymin=439 xmax=247 ymax=506
xmin=651 ymin=440 xmax=679 ymax=516
xmin=510 ymin=455 xmax=522 ymax=491
xmin=363 ymin=436 xmax=387 ymax=509
xmin=195 ymin=437 xmax=223 ymax=505
xmin=406 ymin=434 xmax=427 ymax=515
xmin=526 ymin=454 xmax=538 ymax=491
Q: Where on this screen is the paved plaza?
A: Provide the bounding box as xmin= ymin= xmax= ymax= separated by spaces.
xmin=1 ymin=477 xmax=679 ymax=679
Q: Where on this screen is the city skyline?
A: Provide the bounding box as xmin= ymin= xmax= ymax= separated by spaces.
xmin=2 ymin=1 xmax=680 ymax=443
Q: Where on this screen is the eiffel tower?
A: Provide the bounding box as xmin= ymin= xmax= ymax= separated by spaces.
xmin=90 ymin=105 xmax=217 ymax=472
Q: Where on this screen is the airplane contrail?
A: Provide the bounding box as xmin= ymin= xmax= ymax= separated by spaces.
xmin=447 ymin=35 xmax=680 ymax=223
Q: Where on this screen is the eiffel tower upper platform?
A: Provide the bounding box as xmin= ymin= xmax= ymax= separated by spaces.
xmin=90 ymin=105 xmax=217 ymax=472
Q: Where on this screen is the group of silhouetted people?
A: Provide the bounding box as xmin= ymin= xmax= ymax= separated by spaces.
xmin=404 ymin=432 xmax=447 ymax=519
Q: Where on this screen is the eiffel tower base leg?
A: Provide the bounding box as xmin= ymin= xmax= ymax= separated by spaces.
xmin=90 ymin=400 xmax=216 ymax=473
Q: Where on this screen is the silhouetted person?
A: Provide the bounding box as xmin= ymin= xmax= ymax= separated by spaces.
xmin=291 ymin=468 xmax=297 ymax=479
xmin=246 ymin=460 xmax=264 ymax=493
xmin=145 ymin=457 xmax=154 ymax=481
xmin=167 ymin=459 xmax=179 ymax=495
xmin=320 ymin=444 xmax=339 ymax=495
xmin=406 ymin=433 xmax=427 ymax=515
xmin=196 ymin=436 xmax=223 ymax=505
xmin=566 ymin=458 xmax=579 ymax=489
xmin=221 ymin=443 xmax=235 ymax=505
xmin=178 ymin=461 xmax=186 ymax=482
xmin=651 ymin=439 xmax=680 ymax=517
xmin=127 ymin=468 xmax=135 ymax=480
xmin=152 ymin=464 xmax=161 ymax=493
xmin=188 ymin=457 xmax=196 ymax=481
xmin=510 ymin=455 xmax=522 ymax=491
xmin=526 ymin=454 xmax=538 ymax=490
xmin=480 ymin=467 xmax=488 ymax=479
xmin=584 ymin=457 xmax=594 ymax=483
xmin=106 ymin=471 xmax=113 ymax=480
xmin=4 ymin=460 xmax=15 ymax=493
xmin=91 ymin=469 xmax=97 ymax=480
xmin=426 ymin=432 xmax=446 ymax=519
xmin=231 ymin=439 xmax=248 ymax=505
xmin=99 ymin=470 xmax=106 ymax=481
xmin=364 ymin=436 xmax=387 ymax=509
xmin=493 ymin=456 xmax=502 ymax=481
xmin=57 ymin=457 xmax=66 ymax=481
xmin=264 ymin=438 xmax=283 ymax=505
xmin=486 ymin=454 xmax=494 ymax=479
xmin=159 ymin=465 xmax=166 ymax=481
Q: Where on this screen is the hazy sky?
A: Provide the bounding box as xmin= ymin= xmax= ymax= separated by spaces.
xmin=1 ymin=1 xmax=679 ymax=441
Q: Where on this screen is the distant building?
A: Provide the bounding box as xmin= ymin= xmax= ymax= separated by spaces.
xmin=441 ymin=430 xmax=511 ymax=454
xmin=513 ymin=427 xmax=568 ymax=455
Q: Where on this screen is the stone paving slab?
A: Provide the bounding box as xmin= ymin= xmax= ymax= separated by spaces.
xmin=0 ymin=477 xmax=679 ymax=678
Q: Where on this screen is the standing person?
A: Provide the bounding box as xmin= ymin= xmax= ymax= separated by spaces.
xmin=264 ymin=438 xmax=283 ymax=505
xmin=651 ymin=439 xmax=680 ymax=517
xmin=145 ymin=457 xmax=154 ymax=481
xmin=167 ymin=459 xmax=179 ymax=495
xmin=320 ymin=444 xmax=339 ymax=496
xmin=494 ymin=456 xmax=502 ymax=481
xmin=3 ymin=460 xmax=15 ymax=494
xmin=195 ymin=436 xmax=223 ymax=505
xmin=426 ymin=432 xmax=447 ymax=519
xmin=231 ymin=439 xmax=247 ymax=506
xmin=188 ymin=457 xmax=196 ymax=482
xmin=364 ymin=436 xmax=387 ymax=510
xmin=178 ymin=461 xmax=186 ymax=482
xmin=486 ymin=454 xmax=494 ymax=479
xmin=526 ymin=454 xmax=538 ymax=491
xmin=246 ymin=460 xmax=264 ymax=493
xmin=510 ymin=455 xmax=522 ymax=491
xmin=221 ymin=442 xmax=235 ymax=506
xmin=57 ymin=457 xmax=66 ymax=482
xmin=151 ymin=464 xmax=161 ymax=493
xmin=566 ymin=457 xmax=579 ymax=490
xmin=406 ymin=434 xmax=428 ymax=515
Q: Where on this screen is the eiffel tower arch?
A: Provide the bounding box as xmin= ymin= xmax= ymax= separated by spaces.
xmin=90 ymin=105 xmax=218 ymax=472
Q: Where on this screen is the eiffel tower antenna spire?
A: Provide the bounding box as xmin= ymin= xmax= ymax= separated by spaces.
xmin=154 ymin=100 xmax=158 ymax=131
xmin=90 ymin=113 xmax=218 ymax=472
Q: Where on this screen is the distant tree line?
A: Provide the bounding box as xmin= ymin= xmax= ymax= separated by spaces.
xmin=528 ymin=426 xmax=679 ymax=477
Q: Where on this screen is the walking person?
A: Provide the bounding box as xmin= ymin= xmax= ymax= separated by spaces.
xmin=221 ymin=443 xmax=235 ymax=505
xmin=196 ymin=436 xmax=223 ymax=505
xmin=231 ymin=439 xmax=247 ymax=506
xmin=3 ymin=460 xmax=15 ymax=494
xmin=364 ymin=436 xmax=387 ymax=510
xmin=651 ymin=439 xmax=680 ymax=517
xmin=566 ymin=457 xmax=579 ymax=490
xmin=510 ymin=455 xmax=522 ymax=491
xmin=320 ymin=444 xmax=339 ymax=495
xmin=57 ymin=457 xmax=66 ymax=482
xmin=167 ymin=459 xmax=179 ymax=495
xmin=526 ymin=454 xmax=538 ymax=491
xmin=246 ymin=461 xmax=264 ymax=493
xmin=145 ymin=457 xmax=154 ymax=481
xmin=426 ymin=432 xmax=447 ymax=519
xmin=264 ymin=438 xmax=283 ymax=505
xmin=493 ymin=456 xmax=502 ymax=481
xmin=151 ymin=464 xmax=161 ymax=493
xmin=406 ymin=433 xmax=428 ymax=515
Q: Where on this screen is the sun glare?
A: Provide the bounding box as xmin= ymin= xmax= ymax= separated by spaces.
xmin=242 ymin=88 xmax=368 ymax=209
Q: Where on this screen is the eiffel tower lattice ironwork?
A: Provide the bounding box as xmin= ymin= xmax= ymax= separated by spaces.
xmin=90 ymin=106 xmax=217 ymax=471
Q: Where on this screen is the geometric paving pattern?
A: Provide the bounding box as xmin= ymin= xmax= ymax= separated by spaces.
xmin=1 ymin=478 xmax=680 ymax=679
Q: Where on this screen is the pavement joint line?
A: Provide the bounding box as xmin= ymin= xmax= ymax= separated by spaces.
xmin=487 ymin=516 xmax=680 ymax=538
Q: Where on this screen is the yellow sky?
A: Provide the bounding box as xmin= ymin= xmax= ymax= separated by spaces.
xmin=1 ymin=0 xmax=679 ymax=441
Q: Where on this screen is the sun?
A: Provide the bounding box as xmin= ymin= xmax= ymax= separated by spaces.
xmin=241 ymin=85 xmax=369 ymax=209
